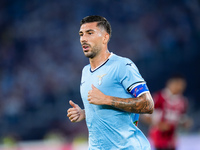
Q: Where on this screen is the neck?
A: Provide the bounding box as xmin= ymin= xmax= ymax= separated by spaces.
xmin=89 ymin=49 xmax=111 ymax=71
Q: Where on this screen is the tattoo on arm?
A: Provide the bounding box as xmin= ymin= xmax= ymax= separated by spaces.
xmin=110 ymin=92 xmax=154 ymax=114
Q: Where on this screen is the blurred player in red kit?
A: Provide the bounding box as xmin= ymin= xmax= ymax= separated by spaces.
xmin=142 ymin=74 xmax=192 ymax=150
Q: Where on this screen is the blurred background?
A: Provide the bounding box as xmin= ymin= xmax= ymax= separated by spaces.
xmin=0 ymin=0 xmax=200 ymax=149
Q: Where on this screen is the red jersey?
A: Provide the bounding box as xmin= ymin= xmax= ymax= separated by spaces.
xmin=149 ymin=89 xmax=188 ymax=149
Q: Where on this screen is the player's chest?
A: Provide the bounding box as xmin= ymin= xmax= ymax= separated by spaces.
xmin=81 ymin=69 xmax=116 ymax=90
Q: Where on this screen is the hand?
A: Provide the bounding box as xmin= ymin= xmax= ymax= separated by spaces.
xmin=67 ymin=100 xmax=85 ymax=122
xmin=87 ymin=85 xmax=108 ymax=105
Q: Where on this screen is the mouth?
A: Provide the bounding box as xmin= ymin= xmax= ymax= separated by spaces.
xmin=82 ymin=44 xmax=90 ymax=51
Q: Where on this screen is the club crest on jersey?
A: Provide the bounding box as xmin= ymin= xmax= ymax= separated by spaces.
xmin=97 ymin=74 xmax=107 ymax=85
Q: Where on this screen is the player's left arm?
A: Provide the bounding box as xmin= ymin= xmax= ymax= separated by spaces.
xmin=109 ymin=91 xmax=154 ymax=114
xmin=88 ymin=84 xmax=154 ymax=114
xmin=88 ymin=60 xmax=154 ymax=114
xmin=179 ymin=99 xmax=193 ymax=129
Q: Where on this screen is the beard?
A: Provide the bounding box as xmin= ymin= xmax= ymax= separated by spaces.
xmin=84 ymin=45 xmax=101 ymax=59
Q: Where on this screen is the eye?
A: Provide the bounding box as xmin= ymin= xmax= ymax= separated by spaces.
xmin=88 ymin=32 xmax=93 ymax=35
xmin=79 ymin=33 xmax=83 ymax=36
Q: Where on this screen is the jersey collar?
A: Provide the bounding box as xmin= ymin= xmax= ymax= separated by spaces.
xmin=90 ymin=52 xmax=114 ymax=73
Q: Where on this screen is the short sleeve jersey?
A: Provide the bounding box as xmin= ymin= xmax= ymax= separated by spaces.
xmin=80 ymin=53 xmax=150 ymax=150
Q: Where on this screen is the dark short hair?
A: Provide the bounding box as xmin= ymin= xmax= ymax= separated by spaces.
xmin=80 ymin=15 xmax=112 ymax=39
xmin=168 ymin=73 xmax=186 ymax=80
xmin=166 ymin=73 xmax=186 ymax=85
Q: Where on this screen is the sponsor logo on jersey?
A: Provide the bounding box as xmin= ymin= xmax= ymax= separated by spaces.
xmin=133 ymin=120 xmax=138 ymax=126
xmin=126 ymin=62 xmax=133 ymax=66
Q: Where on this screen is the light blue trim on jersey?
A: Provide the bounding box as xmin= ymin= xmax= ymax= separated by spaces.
xmin=80 ymin=53 xmax=151 ymax=150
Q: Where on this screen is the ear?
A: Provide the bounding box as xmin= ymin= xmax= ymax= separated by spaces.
xmin=103 ymin=33 xmax=110 ymax=44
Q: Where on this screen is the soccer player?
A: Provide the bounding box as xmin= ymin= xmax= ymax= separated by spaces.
xmin=67 ymin=15 xmax=154 ymax=150
xmin=142 ymin=74 xmax=192 ymax=150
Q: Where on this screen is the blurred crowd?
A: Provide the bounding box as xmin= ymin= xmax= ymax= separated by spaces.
xmin=0 ymin=0 xmax=200 ymax=143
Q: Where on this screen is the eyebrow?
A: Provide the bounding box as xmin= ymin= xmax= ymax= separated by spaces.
xmin=79 ymin=29 xmax=95 ymax=34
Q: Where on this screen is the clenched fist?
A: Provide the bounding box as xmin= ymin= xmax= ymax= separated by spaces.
xmin=87 ymin=84 xmax=108 ymax=105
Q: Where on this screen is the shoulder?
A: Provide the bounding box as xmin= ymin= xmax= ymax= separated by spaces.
xmin=110 ymin=53 xmax=133 ymax=63
xmin=153 ymin=91 xmax=163 ymax=99
xmin=82 ymin=64 xmax=90 ymax=73
xmin=110 ymin=53 xmax=137 ymax=68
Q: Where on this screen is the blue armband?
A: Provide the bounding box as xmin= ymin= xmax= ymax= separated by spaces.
xmin=128 ymin=82 xmax=149 ymax=98
xmin=128 ymin=82 xmax=149 ymax=126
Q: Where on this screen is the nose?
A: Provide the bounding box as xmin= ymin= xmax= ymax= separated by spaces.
xmin=80 ymin=35 xmax=88 ymax=43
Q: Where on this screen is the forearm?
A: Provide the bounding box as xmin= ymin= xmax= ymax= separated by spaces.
xmin=105 ymin=92 xmax=154 ymax=114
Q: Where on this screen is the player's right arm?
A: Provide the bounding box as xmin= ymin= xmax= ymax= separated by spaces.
xmin=67 ymin=100 xmax=85 ymax=122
